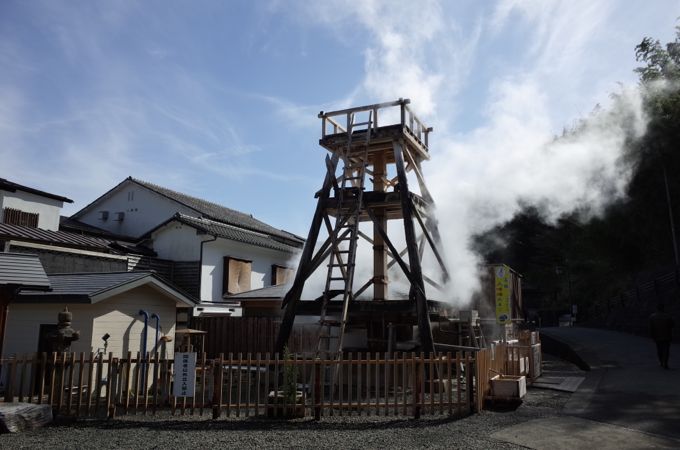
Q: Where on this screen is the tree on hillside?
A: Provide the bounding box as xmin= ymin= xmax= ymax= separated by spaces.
xmin=473 ymin=24 xmax=680 ymax=324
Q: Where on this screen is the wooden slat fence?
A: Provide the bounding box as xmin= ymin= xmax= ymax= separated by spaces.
xmin=475 ymin=342 xmax=543 ymax=411
xmin=196 ymin=317 xmax=320 ymax=357
xmin=0 ymin=351 xmax=482 ymax=419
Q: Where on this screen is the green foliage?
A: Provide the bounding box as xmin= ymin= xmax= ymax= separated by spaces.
xmin=282 ymin=346 xmax=298 ymax=404
xmin=634 ymin=25 xmax=680 ymax=82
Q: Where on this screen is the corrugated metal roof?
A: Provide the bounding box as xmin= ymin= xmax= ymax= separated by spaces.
xmin=0 ymin=222 xmax=112 ymax=251
xmin=172 ymin=214 xmax=301 ymax=254
xmin=0 ymin=222 xmax=156 ymax=256
xmin=130 ymin=178 xmax=304 ymax=246
xmin=224 ymin=284 xmax=286 ymax=300
xmin=0 ymin=253 xmax=51 ymax=289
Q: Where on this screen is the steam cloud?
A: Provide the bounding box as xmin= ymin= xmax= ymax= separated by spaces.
xmin=291 ymin=0 xmax=662 ymax=305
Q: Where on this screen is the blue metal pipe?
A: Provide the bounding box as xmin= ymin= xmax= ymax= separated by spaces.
xmin=139 ymin=310 xmax=149 ymax=382
xmin=150 ymin=313 xmax=161 ymax=354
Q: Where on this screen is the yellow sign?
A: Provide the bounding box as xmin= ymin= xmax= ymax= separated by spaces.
xmin=494 ymin=264 xmax=512 ymax=325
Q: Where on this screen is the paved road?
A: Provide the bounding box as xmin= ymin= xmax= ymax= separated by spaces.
xmin=494 ymin=327 xmax=680 ymax=449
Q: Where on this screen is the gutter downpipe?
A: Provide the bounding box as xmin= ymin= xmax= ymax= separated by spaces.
xmin=151 ymin=312 xmax=161 ymax=355
xmin=139 ymin=309 xmax=149 ymax=382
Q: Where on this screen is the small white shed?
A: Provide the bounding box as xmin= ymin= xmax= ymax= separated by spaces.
xmin=3 ymin=271 xmax=196 ymax=358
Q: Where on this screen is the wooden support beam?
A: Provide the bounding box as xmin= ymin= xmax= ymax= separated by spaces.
xmin=402 ymin=146 xmax=434 ymax=204
xmin=277 ymin=153 xmax=340 ymax=353
xmin=372 ymin=152 xmax=387 ymax=301
xmin=418 ymin=233 xmax=426 ymax=262
xmin=393 ymin=140 xmax=435 ymax=354
xmin=353 ymin=279 xmax=374 ymax=299
xmin=358 ymin=230 xmax=373 ymax=245
xmin=325 ymin=155 xmax=340 ymax=192
xmin=367 ymin=208 xmax=414 ymax=284
xmin=387 ymin=246 xmax=409 ymax=270
xmin=411 ymin=205 xmax=450 ymax=283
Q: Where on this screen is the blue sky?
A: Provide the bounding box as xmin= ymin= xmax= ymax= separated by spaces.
xmin=2 ymin=1 xmax=680 ymax=298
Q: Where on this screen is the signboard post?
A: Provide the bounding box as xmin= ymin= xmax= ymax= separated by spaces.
xmin=173 ymin=352 xmax=196 ymax=398
xmin=495 ymin=264 xmax=512 ymax=327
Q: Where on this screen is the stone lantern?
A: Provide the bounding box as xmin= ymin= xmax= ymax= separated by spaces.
xmin=46 ymin=307 xmax=80 ymax=353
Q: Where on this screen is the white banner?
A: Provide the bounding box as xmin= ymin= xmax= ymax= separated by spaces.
xmin=173 ymin=352 xmax=196 ymax=397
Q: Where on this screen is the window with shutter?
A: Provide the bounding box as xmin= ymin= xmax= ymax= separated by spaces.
xmin=2 ymin=208 xmax=39 ymax=228
xmin=271 ymin=264 xmax=294 ymax=285
xmin=223 ymin=256 xmax=252 ymax=295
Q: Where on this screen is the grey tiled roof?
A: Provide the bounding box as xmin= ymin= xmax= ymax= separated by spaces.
xmin=40 ymin=271 xmax=150 ymax=297
xmin=130 ymin=178 xmax=304 ymax=246
xmin=173 ymin=214 xmax=301 ymax=254
xmin=0 ymin=253 xmax=51 ymax=290
xmin=18 ymin=271 xmax=196 ymax=305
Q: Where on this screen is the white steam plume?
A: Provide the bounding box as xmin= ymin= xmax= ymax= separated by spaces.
xmin=287 ymin=0 xmax=671 ymax=305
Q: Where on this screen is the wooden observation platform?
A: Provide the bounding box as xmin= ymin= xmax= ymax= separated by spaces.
xmin=276 ymin=99 xmax=450 ymax=355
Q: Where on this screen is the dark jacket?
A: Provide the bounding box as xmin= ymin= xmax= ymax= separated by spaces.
xmin=649 ymin=312 xmax=675 ymax=341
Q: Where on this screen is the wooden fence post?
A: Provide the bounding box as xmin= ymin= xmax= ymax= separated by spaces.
xmin=314 ymin=358 xmax=321 ymax=420
xmin=466 ymin=352 xmax=474 ymax=414
xmin=212 ymin=356 xmax=222 ymax=419
xmin=4 ymin=357 xmax=16 ymax=403
xmin=412 ymin=353 xmax=421 ymax=419
xmin=107 ymin=355 xmax=117 ymax=419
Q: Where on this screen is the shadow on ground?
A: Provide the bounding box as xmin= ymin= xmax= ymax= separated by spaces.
xmin=61 ymin=415 xmax=461 ymax=432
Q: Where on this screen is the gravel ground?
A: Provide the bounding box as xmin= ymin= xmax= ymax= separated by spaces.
xmin=0 ymin=356 xmax=575 ymax=449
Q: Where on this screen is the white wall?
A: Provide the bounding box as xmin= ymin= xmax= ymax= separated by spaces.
xmin=0 ymin=190 xmax=64 ymax=231
xmin=3 ymin=303 xmax=96 ymax=356
xmin=201 ymin=238 xmax=293 ymax=302
xmin=91 ymin=285 xmax=178 ymax=358
xmin=151 ymin=222 xmax=202 ymax=260
xmin=76 ymin=180 xmax=196 ymax=237
xmin=3 ymin=285 xmax=179 ymax=359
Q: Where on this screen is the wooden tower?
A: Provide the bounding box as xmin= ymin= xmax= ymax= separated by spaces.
xmin=276 ymin=99 xmax=450 ymax=355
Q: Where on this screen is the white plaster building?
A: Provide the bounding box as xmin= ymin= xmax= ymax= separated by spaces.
xmin=71 ymin=177 xmax=304 ymax=315
xmin=0 ymin=178 xmax=73 ymax=231
xmin=5 ymin=271 xmax=195 ymax=358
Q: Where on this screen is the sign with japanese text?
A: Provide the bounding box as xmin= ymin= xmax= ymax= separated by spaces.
xmin=173 ymin=352 xmax=196 ymax=397
xmin=494 ymin=264 xmax=512 ymax=325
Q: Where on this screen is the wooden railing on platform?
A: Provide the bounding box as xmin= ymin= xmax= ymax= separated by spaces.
xmin=318 ymin=98 xmax=433 ymax=147
xmin=0 ymin=351 xmax=483 ymax=420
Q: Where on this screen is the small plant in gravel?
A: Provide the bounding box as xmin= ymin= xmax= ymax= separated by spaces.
xmin=282 ymin=346 xmax=298 ymax=404
xmin=267 ymin=346 xmax=304 ymax=419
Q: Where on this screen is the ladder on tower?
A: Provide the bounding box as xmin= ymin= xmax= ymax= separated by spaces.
xmin=317 ymin=111 xmax=373 ymax=356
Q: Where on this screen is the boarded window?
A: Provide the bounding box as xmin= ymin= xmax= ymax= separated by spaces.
xmin=223 ymin=257 xmax=252 ymax=295
xmin=2 ymin=208 xmax=39 ymax=228
xmin=271 ymin=265 xmax=294 ymax=285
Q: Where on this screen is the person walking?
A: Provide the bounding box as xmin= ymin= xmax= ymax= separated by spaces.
xmin=649 ymin=303 xmax=675 ymax=369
